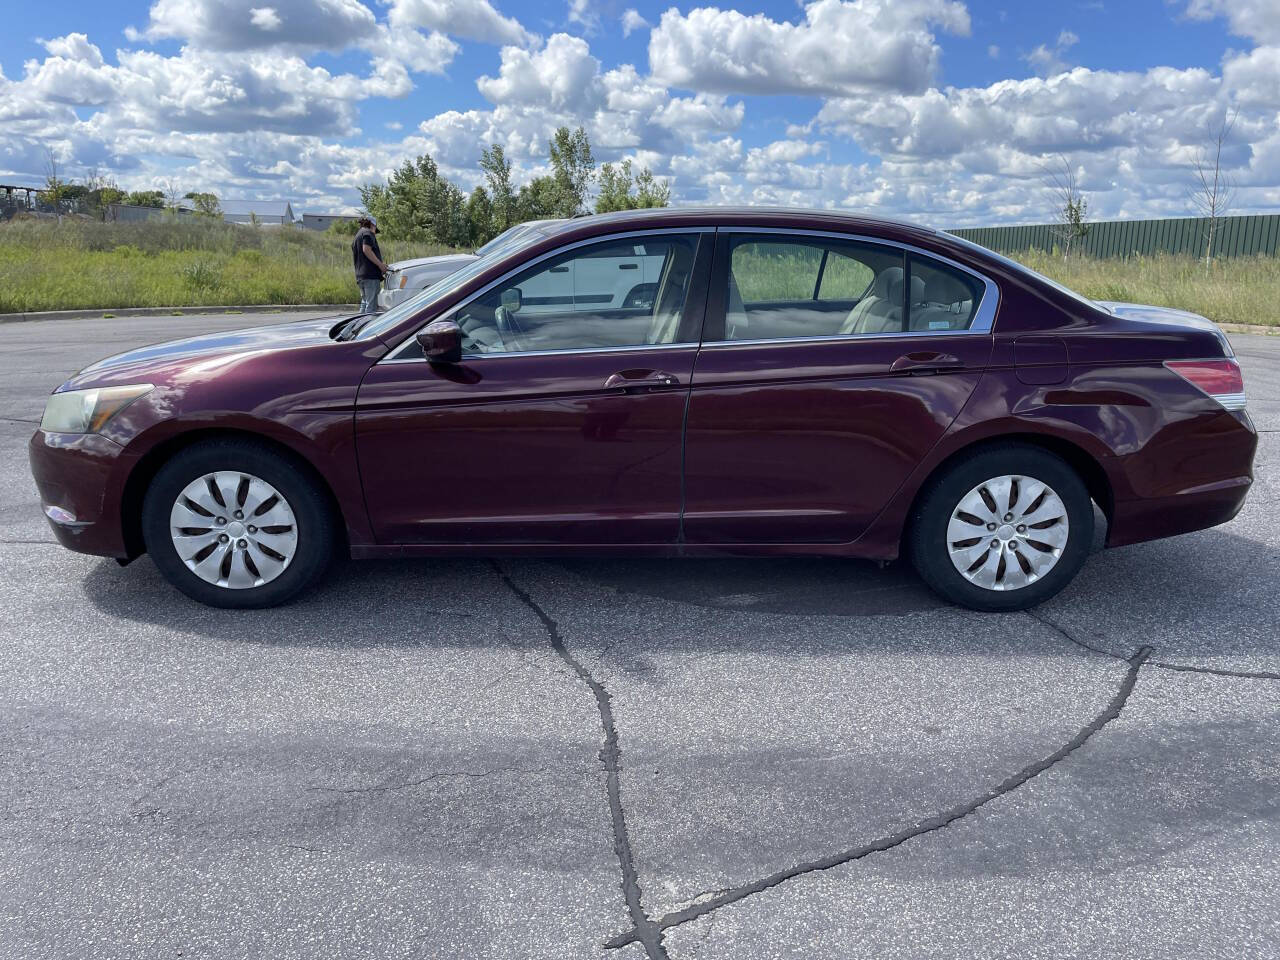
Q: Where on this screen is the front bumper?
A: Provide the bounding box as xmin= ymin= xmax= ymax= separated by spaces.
xmin=28 ymin=429 xmax=131 ymax=557
xmin=377 ymin=286 xmax=407 ymax=311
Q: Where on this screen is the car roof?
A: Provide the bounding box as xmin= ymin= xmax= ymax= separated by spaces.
xmin=536 ymin=206 xmax=941 ymax=242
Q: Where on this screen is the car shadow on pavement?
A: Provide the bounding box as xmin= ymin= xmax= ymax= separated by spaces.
xmin=77 ymin=514 xmax=1277 ymax=662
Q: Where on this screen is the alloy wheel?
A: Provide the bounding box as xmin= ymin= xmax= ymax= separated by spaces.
xmin=168 ymin=471 xmax=298 ymax=589
xmin=945 ymin=474 xmax=1069 ymax=592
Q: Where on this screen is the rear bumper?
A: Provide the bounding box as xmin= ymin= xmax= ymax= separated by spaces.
xmin=1104 ymin=410 xmax=1257 ymax=548
xmin=1107 ymin=476 xmax=1252 ymax=547
xmin=28 ymin=429 xmax=130 ymax=558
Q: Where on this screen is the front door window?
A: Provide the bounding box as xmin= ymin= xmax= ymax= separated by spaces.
xmin=453 ymin=235 xmax=700 ymax=355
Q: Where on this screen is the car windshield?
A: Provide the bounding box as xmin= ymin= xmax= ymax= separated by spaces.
xmin=353 ymin=227 xmax=549 ymax=342
xmin=474 ymin=223 xmax=532 ymax=258
xmin=945 ymin=234 xmax=1110 ymax=314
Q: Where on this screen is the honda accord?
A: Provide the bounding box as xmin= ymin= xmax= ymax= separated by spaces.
xmin=29 ymin=208 xmax=1257 ymax=610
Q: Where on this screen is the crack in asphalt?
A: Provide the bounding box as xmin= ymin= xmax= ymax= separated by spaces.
xmin=1027 ymin=610 xmax=1280 ymax=680
xmin=1152 ymin=661 xmax=1280 ymax=681
xmin=605 ymin=646 xmax=1153 ymax=950
xmin=1025 ymin=608 xmax=1130 ymax=660
xmin=492 ymin=561 xmax=670 ymax=960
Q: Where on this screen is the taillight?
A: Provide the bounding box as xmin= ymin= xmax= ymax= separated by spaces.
xmin=1165 ymin=359 xmax=1247 ymax=411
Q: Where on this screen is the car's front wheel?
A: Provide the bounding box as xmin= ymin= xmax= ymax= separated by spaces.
xmin=141 ymin=439 xmax=335 ymax=608
xmin=908 ymin=444 xmax=1094 ymax=612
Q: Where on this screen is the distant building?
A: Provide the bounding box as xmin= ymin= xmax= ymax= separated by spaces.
xmin=301 ymin=213 xmax=355 ymax=232
xmin=221 ymin=200 xmax=296 ymax=225
xmin=106 ymin=203 xmax=198 ymax=223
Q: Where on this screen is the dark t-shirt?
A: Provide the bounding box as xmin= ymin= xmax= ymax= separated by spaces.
xmin=352 ymin=228 xmax=383 ymax=280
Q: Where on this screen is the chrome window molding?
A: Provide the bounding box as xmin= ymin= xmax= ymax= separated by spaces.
xmin=711 ymin=226 xmax=999 ymax=340
xmin=381 ymin=227 xmax=709 ymax=363
xmin=378 ymin=342 xmax=697 ymax=365
xmin=378 ymin=223 xmax=1000 ymax=364
xmin=698 ymin=329 xmax=989 ymax=350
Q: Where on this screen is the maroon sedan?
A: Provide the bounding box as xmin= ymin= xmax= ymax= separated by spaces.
xmin=30 ymin=208 xmax=1256 ymax=610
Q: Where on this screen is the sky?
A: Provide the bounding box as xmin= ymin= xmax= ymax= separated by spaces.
xmin=0 ymin=0 xmax=1277 ymax=225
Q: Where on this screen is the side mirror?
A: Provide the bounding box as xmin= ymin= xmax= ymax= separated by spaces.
xmin=500 ymin=286 xmax=522 ymax=314
xmin=416 ymin=319 xmax=462 ymax=364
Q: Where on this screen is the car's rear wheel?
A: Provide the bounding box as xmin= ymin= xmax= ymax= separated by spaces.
xmin=908 ymin=444 xmax=1093 ymax=612
xmin=142 ymin=440 xmax=335 ymax=608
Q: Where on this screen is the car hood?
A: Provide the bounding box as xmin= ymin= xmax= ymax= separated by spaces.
xmin=389 ymin=253 xmax=477 ymax=272
xmin=65 ymin=315 xmax=352 ymax=388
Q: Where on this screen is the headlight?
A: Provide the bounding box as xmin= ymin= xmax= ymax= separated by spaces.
xmin=40 ymin=384 xmax=153 ymax=434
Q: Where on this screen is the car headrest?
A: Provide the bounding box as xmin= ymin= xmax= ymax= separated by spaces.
xmin=910 ymin=275 xmax=926 ymax=305
xmin=924 ymin=272 xmax=973 ymax=305
xmin=873 ymin=266 xmax=903 ymax=300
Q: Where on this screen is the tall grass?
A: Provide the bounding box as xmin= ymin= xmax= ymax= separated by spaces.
xmin=1011 ymin=250 xmax=1280 ymax=327
xmin=3 ymin=217 xmax=1278 ymax=325
xmin=0 ymin=218 xmax=456 ymax=312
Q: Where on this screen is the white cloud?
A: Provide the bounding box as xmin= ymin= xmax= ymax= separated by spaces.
xmin=132 ymin=0 xmax=379 ymax=50
xmin=249 ymin=7 xmax=283 ymax=30
xmin=41 ymin=33 xmax=105 ymax=67
xmin=987 ymin=44 xmax=999 ymax=58
xmin=4 ymin=2 xmax=1280 ymax=225
xmin=648 ymin=0 xmax=971 ymax=96
xmin=568 ymin=0 xmax=600 ymax=34
xmin=1185 ymin=0 xmax=1280 ymax=43
xmin=653 ymin=93 xmax=744 ymax=133
xmin=477 ymin=34 xmax=603 ymax=113
xmin=386 ymin=0 xmax=536 ymax=46
xmin=1023 ymin=29 xmax=1080 ymax=77
xmin=622 ymin=9 xmax=650 ymax=37
xmin=23 ymin=35 xmax=115 ymax=105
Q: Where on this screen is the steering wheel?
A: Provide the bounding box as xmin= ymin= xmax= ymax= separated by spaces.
xmin=494 ymin=304 xmax=525 ymax=352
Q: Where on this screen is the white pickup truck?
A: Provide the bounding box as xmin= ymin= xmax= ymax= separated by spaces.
xmin=377 ymin=219 xmax=564 ymax=311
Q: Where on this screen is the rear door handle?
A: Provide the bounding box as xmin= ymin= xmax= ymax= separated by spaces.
xmin=603 ymin=369 xmax=680 ymax=391
xmin=890 ymin=352 xmax=964 ymax=375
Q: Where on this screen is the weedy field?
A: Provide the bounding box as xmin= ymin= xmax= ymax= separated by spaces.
xmin=0 ymin=219 xmax=453 ymax=312
xmin=1014 ymin=248 xmax=1280 ymax=327
xmin=2 ymin=216 xmax=1277 ymax=325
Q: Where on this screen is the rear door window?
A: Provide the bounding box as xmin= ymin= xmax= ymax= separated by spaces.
xmin=721 ymin=236 xmax=904 ymax=341
xmin=907 ymin=255 xmax=983 ymax=332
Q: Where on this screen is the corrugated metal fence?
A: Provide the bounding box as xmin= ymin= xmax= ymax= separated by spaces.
xmin=950 ymin=214 xmax=1280 ymax=260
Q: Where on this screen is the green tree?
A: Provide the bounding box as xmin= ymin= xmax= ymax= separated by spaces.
xmin=595 ymin=159 xmax=671 ymax=213
xmin=360 ymin=153 xmax=469 ymax=246
xmin=82 ymin=170 xmax=125 ymax=220
xmin=480 ymin=144 xmax=517 ymax=235
xmin=547 ymin=126 xmax=594 ymax=217
xmin=465 ymin=186 xmax=494 ymax=247
xmin=325 ymin=217 xmax=360 ymax=236
xmin=125 ymin=190 xmax=165 ymax=208
xmin=515 ymin=175 xmax=560 ymax=221
xmin=41 ymin=147 xmax=68 ymax=220
xmin=184 ymin=191 xmax=222 ymax=217
xmin=633 ymin=167 xmax=671 ymax=209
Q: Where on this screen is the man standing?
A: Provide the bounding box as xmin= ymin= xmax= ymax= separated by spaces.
xmin=351 ymin=217 xmax=388 ymax=314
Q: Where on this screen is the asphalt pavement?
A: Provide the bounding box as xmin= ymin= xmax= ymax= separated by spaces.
xmin=0 ymin=313 xmax=1276 ymax=959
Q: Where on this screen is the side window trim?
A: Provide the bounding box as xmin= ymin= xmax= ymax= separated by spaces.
xmin=381 ymin=228 xmax=712 ymax=362
xmin=703 ymin=226 xmax=999 ymax=345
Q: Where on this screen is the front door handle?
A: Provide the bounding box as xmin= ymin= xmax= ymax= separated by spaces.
xmin=890 ymin=351 xmax=964 ymax=375
xmin=603 ymin=369 xmax=680 ymax=391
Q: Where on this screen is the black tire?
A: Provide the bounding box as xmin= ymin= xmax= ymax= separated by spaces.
xmin=907 ymin=444 xmax=1094 ymax=612
xmin=141 ymin=439 xmax=336 ymax=609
